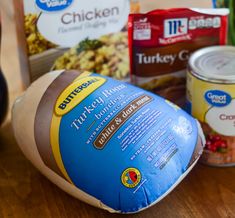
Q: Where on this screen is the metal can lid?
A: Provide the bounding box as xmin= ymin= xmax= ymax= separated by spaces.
xmin=189 ymin=46 xmax=235 ymax=83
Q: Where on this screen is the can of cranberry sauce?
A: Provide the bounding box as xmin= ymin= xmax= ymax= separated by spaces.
xmin=186 ymin=46 xmax=235 ymax=166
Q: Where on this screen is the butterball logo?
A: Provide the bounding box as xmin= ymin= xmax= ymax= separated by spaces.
xmin=205 ymin=90 xmax=232 ymax=107
xmin=36 ymin=0 xmax=73 ymax=12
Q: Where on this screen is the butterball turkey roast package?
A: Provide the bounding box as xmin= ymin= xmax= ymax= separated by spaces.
xmin=12 ymin=70 xmax=205 ymax=213
xmin=13 ymin=0 xmax=140 ymax=87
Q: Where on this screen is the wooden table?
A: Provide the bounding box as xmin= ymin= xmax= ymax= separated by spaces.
xmin=2 ymin=1 xmax=235 ymax=218
xmin=1 ymin=123 xmax=235 ymax=218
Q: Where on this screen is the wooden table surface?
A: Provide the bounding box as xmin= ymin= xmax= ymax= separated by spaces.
xmin=2 ymin=1 xmax=235 ymax=218
xmin=1 ymin=123 xmax=235 ymax=218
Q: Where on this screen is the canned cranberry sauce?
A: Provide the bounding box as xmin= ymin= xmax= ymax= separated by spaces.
xmin=187 ymin=46 xmax=235 ymax=166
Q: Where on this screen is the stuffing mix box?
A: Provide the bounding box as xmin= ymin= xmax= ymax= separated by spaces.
xmin=14 ymin=0 xmax=140 ymax=87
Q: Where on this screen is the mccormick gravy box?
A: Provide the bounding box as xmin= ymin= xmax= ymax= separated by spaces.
xmin=128 ymin=8 xmax=228 ymax=105
xmin=13 ymin=0 xmax=140 ymax=86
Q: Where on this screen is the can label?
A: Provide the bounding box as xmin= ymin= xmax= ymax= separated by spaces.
xmin=187 ymin=72 xmax=235 ymax=166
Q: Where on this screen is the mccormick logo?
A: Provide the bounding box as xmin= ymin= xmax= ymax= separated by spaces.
xmin=164 ymin=18 xmax=188 ymax=38
xmin=36 ymin=0 xmax=73 ymax=12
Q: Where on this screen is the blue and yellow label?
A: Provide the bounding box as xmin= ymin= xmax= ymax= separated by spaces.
xmin=36 ymin=71 xmax=201 ymax=213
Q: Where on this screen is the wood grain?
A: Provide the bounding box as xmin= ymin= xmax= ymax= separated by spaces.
xmin=1 ymin=123 xmax=235 ymax=218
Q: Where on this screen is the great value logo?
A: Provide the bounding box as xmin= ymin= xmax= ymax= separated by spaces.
xmin=205 ymin=90 xmax=232 ymax=107
xmin=164 ymin=18 xmax=188 ymax=38
xmin=36 ymin=0 xmax=73 ymax=12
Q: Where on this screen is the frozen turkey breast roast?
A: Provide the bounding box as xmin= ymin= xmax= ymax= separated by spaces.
xmin=12 ymin=70 xmax=205 ymax=213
